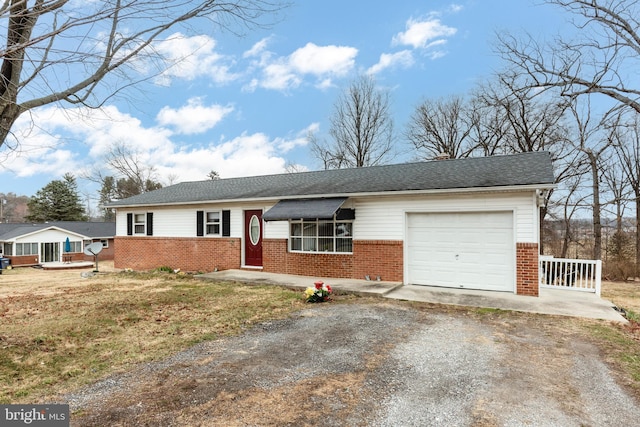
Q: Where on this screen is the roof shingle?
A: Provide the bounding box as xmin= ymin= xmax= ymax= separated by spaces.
xmin=107 ymin=152 xmax=555 ymax=207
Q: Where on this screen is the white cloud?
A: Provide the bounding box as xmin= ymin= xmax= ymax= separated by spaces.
xmin=153 ymin=33 xmax=239 ymax=86
xmin=163 ymin=132 xmax=289 ymax=181
xmin=246 ymin=42 xmax=358 ymax=91
xmin=289 ymin=43 xmax=357 ymax=76
xmin=156 ymin=98 xmax=234 ymax=135
xmin=243 ymin=37 xmax=271 ymax=58
xmin=367 ymin=50 xmax=415 ymax=75
xmin=3 ymin=103 xmax=311 ymax=187
xmin=392 ymin=17 xmax=457 ymax=49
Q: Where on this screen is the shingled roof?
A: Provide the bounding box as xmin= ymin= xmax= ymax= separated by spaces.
xmin=0 ymin=222 xmax=115 ymax=240
xmin=107 ymin=152 xmax=555 ymax=208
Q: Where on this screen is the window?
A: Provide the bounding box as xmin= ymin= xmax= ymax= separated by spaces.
xmin=134 ymin=214 xmax=146 ymax=234
xmin=206 ymin=211 xmax=221 ymax=235
xmin=289 ymin=220 xmax=352 ymax=253
xmin=68 ymin=241 xmax=82 ymax=253
xmin=15 ymin=243 xmax=38 ymax=256
xmin=100 ymin=239 xmax=109 ymax=248
xmin=197 ymin=210 xmax=231 ymax=237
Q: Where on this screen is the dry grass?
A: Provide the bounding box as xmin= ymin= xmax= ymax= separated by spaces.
xmin=3 ymin=265 xmax=640 ymax=407
xmin=602 ymin=279 xmax=640 ymax=321
xmin=0 ymin=264 xmax=304 ymax=403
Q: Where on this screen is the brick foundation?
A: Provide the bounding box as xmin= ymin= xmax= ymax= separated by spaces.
xmin=516 ymin=242 xmax=539 ymax=296
xmin=263 ymin=239 xmax=403 ymax=281
xmin=112 ymin=237 xmax=538 ymax=296
xmin=114 ymin=236 xmax=241 ymax=272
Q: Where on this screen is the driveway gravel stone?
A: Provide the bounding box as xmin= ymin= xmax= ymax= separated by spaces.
xmin=64 ymin=302 xmax=640 ymax=426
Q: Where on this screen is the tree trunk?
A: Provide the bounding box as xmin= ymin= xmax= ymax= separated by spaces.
xmin=589 ymin=153 xmax=602 ymax=260
xmin=636 ymin=194 xmax=640 ymax=278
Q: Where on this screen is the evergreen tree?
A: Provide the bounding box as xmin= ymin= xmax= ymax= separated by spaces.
xmin=99 ymin=176 xmax=116 ymax=222
xmin=26 ymin=174 xmax=88 ymax=222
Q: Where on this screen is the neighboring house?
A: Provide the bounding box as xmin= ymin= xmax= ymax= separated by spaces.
xmin=107 ymin=152 xmax=555 ymax=296
xmin=0 ymin=222 xmax=116 ymax=266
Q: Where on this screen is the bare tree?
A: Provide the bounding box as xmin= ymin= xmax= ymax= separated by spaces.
xmin=466 ymin=92 xmax=509 ymax=157
xmin=496 ymin=0 xmax=640 ymax=113
xmin=85 ymin=141 xmax=163 ymax=205
xmin=612 ymin=111 xmax=640 ymax=276
xmin=0 ymin=0 xmax=285 ymax=148
xmin=311 ymin=75 xmax=395 ymax=169
xmin=406 ymin=95 xmax=474 ymax=160
xmin=473 ymin=75 xmax=570 ymax=154
xmin=567 ymin=98 xmax=623 ymax=260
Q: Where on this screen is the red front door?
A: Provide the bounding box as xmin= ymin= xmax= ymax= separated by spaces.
xmin=244 ymin=210 xmax=263 ymax=267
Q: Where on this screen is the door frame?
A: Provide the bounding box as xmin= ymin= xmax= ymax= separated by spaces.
xmin=243 ymin=210 xmax=263 ymax=267
xmin=40 ymin=242 xmax=60 ymax=263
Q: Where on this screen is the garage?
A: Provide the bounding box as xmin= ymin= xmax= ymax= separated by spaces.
xmin=407 ymin=211 xmax=515 ymax=292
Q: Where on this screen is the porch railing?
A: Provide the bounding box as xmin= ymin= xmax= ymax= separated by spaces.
xmin=539 ymin=256 xmax=602 ymax=296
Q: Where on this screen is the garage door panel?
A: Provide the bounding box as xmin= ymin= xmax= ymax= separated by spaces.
xmin=407 ymin=212 xmax=514 ymax=292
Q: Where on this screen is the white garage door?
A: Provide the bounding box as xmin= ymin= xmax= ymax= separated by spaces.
xmin=407 ymin=211 xmax=514 ymax=292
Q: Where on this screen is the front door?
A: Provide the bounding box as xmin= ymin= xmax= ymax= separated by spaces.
xmin=244 ymin=210 xmax=263 ymax=267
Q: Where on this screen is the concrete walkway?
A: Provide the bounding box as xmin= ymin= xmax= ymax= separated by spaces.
xmin=196 ymin=269 xmax=627 ymax=323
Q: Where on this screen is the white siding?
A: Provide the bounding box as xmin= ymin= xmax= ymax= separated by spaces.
xmin=353 ymin=191 xmax=537 ymax=243
xmin=114 ymin=190 xmax=538 ymax=243
xmin=115 ymin=203 xmax=278 ymax=238
xmin=15 ymin=229 xmax=85 ymax=243
xmin=264 ymin=220 xmax=289 ymax=239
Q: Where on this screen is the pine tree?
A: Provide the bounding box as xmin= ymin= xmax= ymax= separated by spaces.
xmin=26 ymin=174 xmax=88 ymax=222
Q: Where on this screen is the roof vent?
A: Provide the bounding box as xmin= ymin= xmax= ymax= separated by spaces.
xmin=434 ymin=152 xmax=451 ymax=160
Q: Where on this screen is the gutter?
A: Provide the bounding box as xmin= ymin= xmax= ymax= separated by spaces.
xmin=106 ymin=183 xmax=558 ymax=209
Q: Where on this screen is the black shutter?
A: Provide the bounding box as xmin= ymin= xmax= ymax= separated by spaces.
xmin=146 ymin=212 xmax=153 ymax=236
xmin=196 ymin=211 xmax=204 ymax=236
xmin=222 ymin=210 xmax=231 ymax=237
xmin=127 ymin=213 xmax=133 ymax=236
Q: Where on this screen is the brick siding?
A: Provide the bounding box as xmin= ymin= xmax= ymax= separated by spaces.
xmin=82 ymin=239 xmax=115 ymax=262
xmin=263 ymin=239 xmax=403 ymax=281
xmin=114 ymin=236 xmax=241 ymax=272
xmin=516 ymin=242 xmax=539 ymax=296
xmin=112 ymin=237 xmax=538 ymax=297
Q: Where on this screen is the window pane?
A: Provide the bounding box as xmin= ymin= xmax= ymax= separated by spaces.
xmin=134 ymin=214 xmax=145 ymax=223
xmin=319 ymin=238 xmax=334 ymax=252
xmin=32 ymin=243 xmax=38 ymax=254
xmin=303 ymin=223 xmax=317 ymax=237
xmin=336 ymin=223 xmax=352 ymax=237
xmin=249 ymin=215 xmax=260 ymax=245
xmin=302 ymin=237 xmax=317 ymax=251
xmin=290 ymin=237 xmax=302 ymax=251
xmin=16 ymin=243 xmax=23 ymax=256
xmin=319 ymin=222 xmax=333 ymax=237
xmin=336 ymin=238 xmax=352 ymax=253
xmin=206 ymin=211 xmax=220 ymax=222
xmin=290 ymin=223 xmax=302 ymax=237
xmin=134 ymin=225 xmax=145 ymax=233
xmin=206 ymin=224 xmax=220 ymax=235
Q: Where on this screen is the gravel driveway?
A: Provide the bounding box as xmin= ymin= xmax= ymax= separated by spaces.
xmin=66 ymin=302 xmax=640 ymax=426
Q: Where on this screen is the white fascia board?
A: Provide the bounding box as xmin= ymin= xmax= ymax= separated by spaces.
xmin=109 ymin=183 xmax=558 ymax=209
xmin=14 ymin=226 xmax=89 ymax=241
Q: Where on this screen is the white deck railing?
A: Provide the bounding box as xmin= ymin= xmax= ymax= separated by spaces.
xmin=539 ymin=256 xmax=602 ymax=296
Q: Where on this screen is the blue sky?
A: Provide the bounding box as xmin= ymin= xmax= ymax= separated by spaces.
xmin=1 ymin=0 xmax=569 ymax=206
